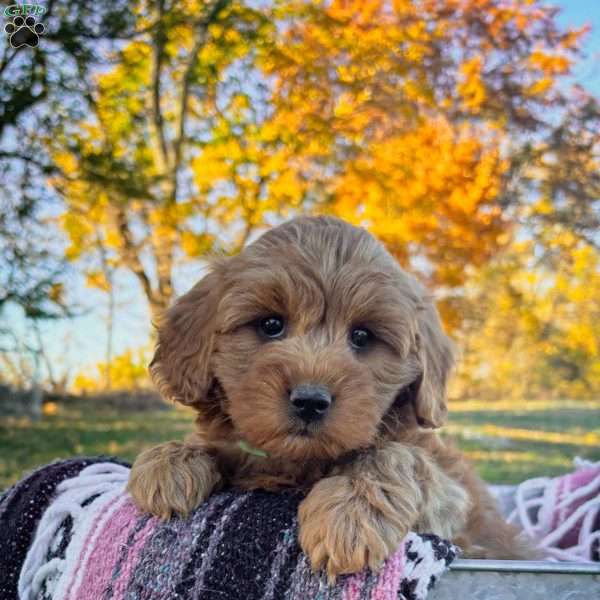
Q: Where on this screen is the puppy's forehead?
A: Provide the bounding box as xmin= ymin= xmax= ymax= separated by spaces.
xmin=250 ymin=216 xmax=389 ymax=276
xmin=219 ymin=217 xmax=422 ymax=333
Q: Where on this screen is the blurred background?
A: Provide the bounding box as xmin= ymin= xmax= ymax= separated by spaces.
xmin=1 ymin=0 xmax=598 ymax=490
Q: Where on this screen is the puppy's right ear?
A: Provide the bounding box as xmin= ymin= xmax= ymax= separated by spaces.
xmin=411 ymin=297 xmax=455 ymax=429
xmin=150 ymin=266 xmax=224 ymax=408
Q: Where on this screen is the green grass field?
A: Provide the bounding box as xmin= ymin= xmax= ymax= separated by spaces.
xmin=2 ymin=398 xmax=599 ymax=490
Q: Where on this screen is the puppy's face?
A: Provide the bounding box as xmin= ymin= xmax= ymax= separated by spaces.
xmin=151 ymin=217 xmax=454 ymax=461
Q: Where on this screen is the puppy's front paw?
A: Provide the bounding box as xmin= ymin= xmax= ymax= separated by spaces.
xmin=127 ymin=441 xmax=221 ymax=520
xmin=298 ymin=476 xmax=408 ymax=582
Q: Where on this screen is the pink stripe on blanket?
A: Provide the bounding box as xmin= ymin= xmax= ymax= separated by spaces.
xmin=64 ymin=491 xmax=127 ymax=600
xmin=555 ymin=465 xmax=600 ymax=549
xmin=111 ymin=511 xmax=159 ymax=599
xmin=76 ymin=498 xmax=141 ymax=600
xmin=342 ymin=570 xmax=366 ymax=600
xmin=369 ymin=542 xmax=405 ymax=600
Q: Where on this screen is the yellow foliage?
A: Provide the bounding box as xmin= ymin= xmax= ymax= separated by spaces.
xmin=85 ymin=271 xmax=110 ymax=292
xmin=529 ymin=51 xmax=571 ymax=75
xmin=458 ymin=56 xmax=486 ymax=110
xmin=72 ymin=348 xmax=152 ymax=393
xmin=260 ymin=0 xmax=585 ymax=294
xmin=454 ymin=235 xmax=600 ymax=400
xmin=331 ymin=119 xmax=508 ymax=289
xmin=180 ymin=231 xmax=214 ymax=258
xmin=527 ymin=77 xmax=553 ymax=96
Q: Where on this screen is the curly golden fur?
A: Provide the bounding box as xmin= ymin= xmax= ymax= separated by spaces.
xmin=128 ymin=216 xmax=532 ymax=579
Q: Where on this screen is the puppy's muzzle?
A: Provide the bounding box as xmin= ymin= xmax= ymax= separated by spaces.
xmin=290 ymin=384 xmax=332 ymax=423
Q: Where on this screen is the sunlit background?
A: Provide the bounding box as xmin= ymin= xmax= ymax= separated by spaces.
xmin=1 ymin=0 xmax=599 ymax=489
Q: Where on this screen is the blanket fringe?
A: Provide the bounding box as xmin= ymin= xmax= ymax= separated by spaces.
xmin=18 ymin=462 xmax=129 ymax=600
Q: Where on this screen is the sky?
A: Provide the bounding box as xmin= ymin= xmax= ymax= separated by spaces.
xmin=5 ymin=0 xmax=600 ymax=387
xmin=555 ymin=1 xmax=600 ymax=95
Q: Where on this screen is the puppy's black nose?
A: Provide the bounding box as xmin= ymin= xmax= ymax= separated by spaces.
xmin=290 ymin=384 xmax=332 ymax=423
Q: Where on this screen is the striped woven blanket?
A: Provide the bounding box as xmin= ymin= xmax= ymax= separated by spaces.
xmin=0 ymin=458 xmax=458 ymax=600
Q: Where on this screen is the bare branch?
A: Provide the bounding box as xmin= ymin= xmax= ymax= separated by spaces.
xmin=151 ymin=0 xmax=171 ymax=173
xmin=0 ymin=151 xmax=58 ymax=174
xmin=112 ymin=208 xmax=157 ymax=308
xmin=0 ymin=46 xmax=21 ymax=77
xmin=171 ymin=0 xmax=231 ymax=202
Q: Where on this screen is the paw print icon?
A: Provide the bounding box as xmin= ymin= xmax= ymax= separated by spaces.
xmin=5 ymin=16 xmax=45 ymax=48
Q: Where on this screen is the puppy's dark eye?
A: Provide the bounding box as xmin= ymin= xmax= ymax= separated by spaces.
xmin=350 ymin=327 xmax=373 ymax=350
xmin=258 ymin=315 xmax=285 ymax=339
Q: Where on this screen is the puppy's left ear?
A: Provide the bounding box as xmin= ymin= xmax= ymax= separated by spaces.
xmin=412 ymin=297 xmax=455 ymax=429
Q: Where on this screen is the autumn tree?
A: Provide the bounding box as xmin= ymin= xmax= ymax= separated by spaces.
xmin=13 ymin=0 xmax=600 ymax=333
xmin=50 ymin=0 xmax=303 ymax=317
xmin=264 ymin=0 xmax=598 ymax=325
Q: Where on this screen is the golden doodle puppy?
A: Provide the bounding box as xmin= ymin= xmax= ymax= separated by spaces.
xmin=128 ymin=216 xmax=531 ymax=579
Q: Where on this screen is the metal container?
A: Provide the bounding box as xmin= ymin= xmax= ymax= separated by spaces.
xmin=429 ymin=560 xmax=600 ymax=599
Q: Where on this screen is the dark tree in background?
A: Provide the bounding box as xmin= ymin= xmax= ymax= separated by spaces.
xmin=0 ymin=1 xmax=138 ymax=384
xmin=1 ymin=0 xmax=139 ymax=307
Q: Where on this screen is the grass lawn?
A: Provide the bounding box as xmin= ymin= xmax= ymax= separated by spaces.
xmin=446 ymin=398 xmax=600 ymax=483
xmin=0 ymin=402 xmax=196 ymax=491
xmin=1 ymin=398 xmax=599 ymax=490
